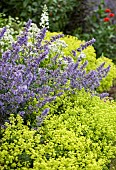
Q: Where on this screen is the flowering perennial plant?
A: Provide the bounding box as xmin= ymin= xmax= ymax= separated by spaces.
xmin=0 ymin=20 xmax=110 ymax=125
xmin=0 ymin=14 xmax=25 ymax=55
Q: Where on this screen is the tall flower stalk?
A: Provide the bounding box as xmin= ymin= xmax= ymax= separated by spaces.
xmin=40 ymin=4 xmax=49 ymax=29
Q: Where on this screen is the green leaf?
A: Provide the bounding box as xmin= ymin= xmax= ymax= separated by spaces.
xmin=23 ymin=0 xmax=30 ymax=8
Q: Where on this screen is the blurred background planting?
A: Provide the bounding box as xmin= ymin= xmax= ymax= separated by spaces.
xmin=0 ymin=0 xmax=116 ymax=62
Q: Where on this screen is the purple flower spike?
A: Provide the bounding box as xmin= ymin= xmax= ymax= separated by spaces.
xmin=0 ymin=27 xmax=6 ymax=39
xmin=77 ymin=38 xmax=96 ymax=52
xmin=42 ymin=108 xmax=49 ymax=117
xmin=36 ymin=27 xmax=47 ymax=48
xmin=25 ymin=19 xmax=32 ymax=30
xmin=50 ymin=34 xmax=64 ymax=42
xmin=72 ymin=50 xmax=77 ymax=57
xmin=19 ymin=111 xmax=25 ymax=116
xmin=80 ymin=61 xmax=88 ymax=70
xmin=97 ymin=62 xmax=105 ymax=72
xmin=99 ymin=93 xmax=109 ymax=99
xmin=2 ymin=50 xmax=11 ymax=62
xmin=36 ymin=108 xmax=49 ymax=126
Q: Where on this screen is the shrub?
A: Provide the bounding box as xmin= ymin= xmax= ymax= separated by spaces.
xmin=0 ymin=114 xmax=40 ymax=169
xmin=41 ymin=89 xmax=116 ymax=169
xmin=0 ymin=20 xmax=65 ymax=125
xmin=0 ymin=90 xmax=116 ymax=169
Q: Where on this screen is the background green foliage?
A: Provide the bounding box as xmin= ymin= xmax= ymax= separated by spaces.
xmin=0 ymin=90 xmax=116 ymax=169
xmin=1 ymin=0 xmax=116 ymax=62
xmin=0 ymin=0 xmax=78 ymax=32
xmin=73 ymin=0 xmax=116 ymax=63
xmin=0 ymin=13 xmax=24 ymax=32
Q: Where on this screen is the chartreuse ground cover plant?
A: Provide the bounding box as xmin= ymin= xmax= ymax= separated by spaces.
xmin=0 ymin=90 xmax=116 ymax=169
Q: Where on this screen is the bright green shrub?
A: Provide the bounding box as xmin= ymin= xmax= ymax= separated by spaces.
xmin=46 ymin=32 xmax=116 ymax=92
xmin=1 ymin=90 xmax=116 ymax=169
xmin=0 ymin=115 xmax=38 ymax=169
xmin=42 ymin=89 xmax=116 ymax=169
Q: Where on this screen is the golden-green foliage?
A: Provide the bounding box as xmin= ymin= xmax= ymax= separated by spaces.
xmin=0 ymin=90 xmax=116 ymax=170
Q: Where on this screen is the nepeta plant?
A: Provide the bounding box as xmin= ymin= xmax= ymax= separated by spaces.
xmin=0 ymin=20 xmax=110 ymax=125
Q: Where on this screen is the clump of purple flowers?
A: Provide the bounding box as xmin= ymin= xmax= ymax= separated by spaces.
xmin=0 ymin=20 xmax=110 ymax=125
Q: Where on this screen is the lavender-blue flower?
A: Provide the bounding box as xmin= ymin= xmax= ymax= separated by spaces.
xmin=0 ymin=27 xmax=6 ymax=39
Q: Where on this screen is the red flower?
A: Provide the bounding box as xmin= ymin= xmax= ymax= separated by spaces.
xmin=109 ymin=13 xmax=115 ymax=17
xmin=103 ymin=17 xmax=110 ymax=22
xmin=105 ymin=9 xmax=111 ymax=13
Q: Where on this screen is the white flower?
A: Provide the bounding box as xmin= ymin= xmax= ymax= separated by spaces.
xmin=40 ymin=4 xmax=49 ymax=29
xmin=78 ymin=52 xmax=86 ymax=59
xmin=0 ymin=41 xmax=4 ymax=45
xmin=56 ymin=39 xmax=68 ymax=48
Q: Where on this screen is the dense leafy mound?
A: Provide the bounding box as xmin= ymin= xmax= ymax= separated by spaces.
xmin=0 ymin=90 xmax=116 ymax=170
